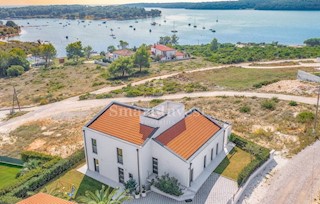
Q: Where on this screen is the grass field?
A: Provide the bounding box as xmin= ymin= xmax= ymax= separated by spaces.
xmin=214 ymin=147 xmax=252 ymax=180
xmin=171 ymin=67 xmax=315 ymax=90
xmin=0 ymin=163 xmax=21 ymax=189
xmin=43 ymin=163 xmax=105 ymax=200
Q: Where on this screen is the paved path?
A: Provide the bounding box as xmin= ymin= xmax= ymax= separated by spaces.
xmin=125 ymin=173 xmax=237 ymax=204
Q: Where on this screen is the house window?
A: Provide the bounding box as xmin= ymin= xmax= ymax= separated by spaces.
xmin=152 ymin=157 xmax=158 ymax=175
xmin=190 ymin=168 xmax=194 ymax=184
xmin=117 ymin=148 xmax=123 ymax=164
xmin=211 ymin=148 xmax=214 ymax=161
xmin=129 ymin=173 xmax=133 ymax=179
xmin=203 ymin=155 xmax=206 ymax=169
xmin=118 ymin=168 xmax=124 ymax=183
xmin=216 ymin=143 xmax=219 ymax=156
xmin=94 ymin=158 xmax=99 ymax=173
xmin=92 ymin=139 xmax=97 ymax=154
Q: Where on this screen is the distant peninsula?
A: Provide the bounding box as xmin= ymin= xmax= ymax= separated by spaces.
xmin=0 ymin=5 xmax=161 ymax=20
xmin=128 ymin=0 xmax=320 ymax=10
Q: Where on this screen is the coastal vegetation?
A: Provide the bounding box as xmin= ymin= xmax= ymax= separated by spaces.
xmin=0 ymin=5 xmax=161 ymax=20
xmin=176 ymin=39 xmax=320 ymax=64
xmin=0 ymin=48 xmax=30 ymax=77
xmin=130 ymin=0 xmax=320 ymax=10
xmin=0 ymin=21 xmax=20 ymax=38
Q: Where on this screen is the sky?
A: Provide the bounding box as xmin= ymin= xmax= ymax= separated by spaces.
xmin=0 ymin=0 xmax=218 ymax=6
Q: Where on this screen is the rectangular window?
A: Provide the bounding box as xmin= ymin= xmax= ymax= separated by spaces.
xmin=152 ymin=157 xmax=158 ymax=175
xmin=92 ymin=139 xmax=97 ymax=154
xmin=94 ymin=158 xmax=99 ymax=173
xmin=129 ymin=173 xmax=133 ymax=179
xmin=211 ymin=148 xmax=214 ymax=161
xmin=118 ymin=168 xmax=124 ymax=183
xmin=203 ymin=155 xmax=206 ymax=169
xmin=190 ymin=168 xmax=193 ymax=183
xmin=216 ymin=143 xmax=219 ymax=156
xmin=117 ymin=148 xmax=123 ymax=164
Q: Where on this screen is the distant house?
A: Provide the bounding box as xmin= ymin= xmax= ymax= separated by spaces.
xmin=82 ymin=101 xmax=232 ymax=200
xmin=17 ymin=192 xmax=75 ymax=204
xmin=106 ymin=49 xmax=135 ymax=62
xmin=151 ymin=44 xmax=187 ymax=61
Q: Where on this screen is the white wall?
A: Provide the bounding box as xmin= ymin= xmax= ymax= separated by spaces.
xmin=151 ymin=140 xmax=190 ymax=187
xmin=189 ymin=130 xmax=225 ymax=183
xmin=84 ymin=128 xmax=140 ymax=185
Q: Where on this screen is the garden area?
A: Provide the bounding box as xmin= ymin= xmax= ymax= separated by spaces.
xmin=0 ymin=163 xmax=22 ymax=189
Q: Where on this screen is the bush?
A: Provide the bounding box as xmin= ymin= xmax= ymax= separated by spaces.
xmin=297 ymin=111 xmax=315 ymax=123
xmin=239 ymin=105 xmax=251 ymax=113
xmin=0 ymin=195 xmax=21 ymax=204
xmin=6 ymin=65 xmax=24 ymax=77
xmin=125 ymin=89 xmax=143 ymax=97
xmin=252 ymin=79 xmax=279 ymax=88
xmin=124 ymin=179 xmax=137 ymax=194
xmin=20 ymin=151 xmax=55 ymax=162
xmin=95 ymin=93 xmax=113 ymax=99
xmin=154 ymin=173 xmax=183 ymax=196
xmin=289 ymin=101 xmax=298 ymax=106
xmin=261 ymin=100 xmax=276 ymax=110
xmin=79 ymin=93 xmax=94 ymax=100
xmin=229 ymin=134 xmax=270 ymax=186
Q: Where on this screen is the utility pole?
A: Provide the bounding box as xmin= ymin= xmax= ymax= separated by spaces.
xmin=313 ymin=85 xmax=320 ymax=135
xmin=10 ymin=86 xmax=21 ymax=114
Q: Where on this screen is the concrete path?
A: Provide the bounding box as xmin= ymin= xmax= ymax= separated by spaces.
xmin=125 ymin=173 xmax=237 ymax=204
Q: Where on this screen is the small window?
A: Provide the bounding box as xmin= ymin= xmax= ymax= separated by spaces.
xmin=94 ymin=158 xmax=99 ymax=173
xmin=216 ymin=143 xmax=219 ymax=156
xmin=129 ymin=173 xmax=133 ymax=179
xmin=203 ymin=155 xmax=206 ymax=169
xmin=92 ymin=139 xmax=97 ymax=154
xmin=118 ymin=168 xmax=124 ymax=183
xmin=211 ymin=148 xmax=214 ymax=161
xmin=152 ymin=157 xmax=158 ymax=175
xmin=117 ymin=148 xmax=123 ymax=164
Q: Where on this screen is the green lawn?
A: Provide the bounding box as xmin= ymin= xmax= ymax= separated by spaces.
xmin=44 ymin=163 xmax=105 ymax=199
xmin=0 ymin=163 xmax=22 ymax=189
xmin=214 ymin=147 xmax=252 ymax=180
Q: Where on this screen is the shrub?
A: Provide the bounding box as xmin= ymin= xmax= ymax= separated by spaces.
xmin=271 ymin=97 xmax=279 ymax=103
xmin=288 ymin=101 xmax=298 ymax=106
xmin=95 ymin=93 xmax=113 ymax=99
xmin=154 ymin=173 xmax=183 ymax=196
xmin=125 ymin=89 xmax=143 ymax=97
xmin=0 ymin=195 xmax=21 ymax=204
xmin=261 ymin=100 xmax=276 ymax=110
xmin=149 ymin=99 xmax=164 ymax=107
xmin=297 ymin=111 xmax=315 ymax=123
xmin=6 ymin=65 xmax=24 ymax=77
xmin=253 ymin=79 xmax=279 ymax=88
xmin=239 ymin=105 xmax=251 ymax=113
xmin=79 ymin=93 xmax=94 ymax=100
xmin=124 ymin=179 xmax=137 ymax=194
xmin=20 ymin=151 xmax=55 ymax=162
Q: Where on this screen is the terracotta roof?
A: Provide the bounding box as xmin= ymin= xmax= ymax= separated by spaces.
xmin=88 ymin=103 xmax=156 ymax=145
xmin=153 ymin=44 xmax=175 ymax=52
xmin=176 ymin=51 xmax=184 ymax=56
xmin=156 ymin=110 xmax=221 ymax=160
xmin=17 ymin=193 xmax=75 ymax=204
xmin=113 ymin=49 xmax=135 ymax=56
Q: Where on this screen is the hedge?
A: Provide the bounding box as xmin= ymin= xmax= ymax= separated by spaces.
xmin=0 ymin=195 xmax=21 ymax=204
xmin=9 ymin=149 xmax=85 ymax=198
xmin=229 ymin=134 xmax=270 ymax=186
xmin=20 ymin=151 xmax=56 ymax=162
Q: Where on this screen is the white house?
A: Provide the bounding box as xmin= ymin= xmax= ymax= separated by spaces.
xmin=106 ymin=49 xmax=135 ymax=62
xmin=82 ymin=101 xmax=232 ymax=200
xmin=151 ymin=44 xmax=186 ymax=61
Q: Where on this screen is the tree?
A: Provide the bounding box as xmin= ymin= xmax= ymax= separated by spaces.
xmin=39 ymin=43 xmax=57 ymax=67
xmin=304 ymin=38 xmax=320 ymax=47
xmin=6 ymin=65 xmax=24 ymax=77
xmin=66 ymin=41 xmax=84 ymax=61
xmin=159 ymin=36 xmax=171 ymax=45
xmin=77 ymin=185 xmax=131 ymax=204
xmin=133 ymin=45 xmax=150 ymax=72
xmin=171 ymin=34 xmax=179 ymax=45
xmin=0 ymin=51 xmax=9 ymax=76
xmin=83 ymin=45 xmax=93 ymax=59
xmin=109 ymin=57 xmax=133 ymax=78
xmin=5 ymin=20 xmax=17 ymax=27
xmin=9 ymin=48 xmax=26 ymax=58
xmin=119 ymin=40 xmax=129 ymax=49
xmin=107 ymin=45 xmax=116 ymax=53
xmin=210 ymin=38 xmax=219 ymax=51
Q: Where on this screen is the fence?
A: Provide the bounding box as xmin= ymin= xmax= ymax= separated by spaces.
xmin=297 ymin=70 xmax=320 ymax=83
xmin=0 ymin=156 xmax=24 ymax=167
xmin=227 ymin=150 xmax=275 ymax=204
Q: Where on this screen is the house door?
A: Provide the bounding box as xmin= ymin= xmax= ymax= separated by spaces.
xmin=94 ymin=158 xmax=99 ymax=173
